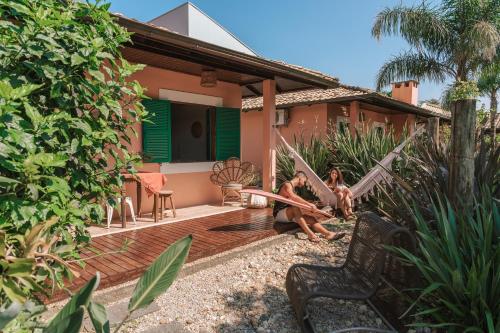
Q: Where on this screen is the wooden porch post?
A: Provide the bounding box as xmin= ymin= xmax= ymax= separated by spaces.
xmin=349 ymin=101 xmax=359 ymax=136
xmin=407 ymin=114 xmax=416 ymax=134
xmin=262 ymin=79 xmax=276 ymax=192
xmin=427 ymin=117 xmax=440 ymax=146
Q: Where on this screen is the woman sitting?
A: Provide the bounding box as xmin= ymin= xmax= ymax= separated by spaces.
xmin=325 ymin=167 xmax=353 ymax=219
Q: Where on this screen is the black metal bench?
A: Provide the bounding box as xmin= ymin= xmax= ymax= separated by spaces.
xmin=285 ymin=212 xmax=416 ymax=333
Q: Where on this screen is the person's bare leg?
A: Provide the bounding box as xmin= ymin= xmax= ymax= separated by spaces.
xmin=304 ymin=216 xmax=345 ymax=241
xmin=337 ymin=192 xmax=349 ymax=218
xmin=335 ymin=192 xmax=347 ymax=217
xmin=286 ymin=207 xmax=319 ymax=242
xmin=343 ymin=189 xmax=353 ymax=217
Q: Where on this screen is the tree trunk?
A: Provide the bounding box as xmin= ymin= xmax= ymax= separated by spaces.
xmin=448 ymin=99 xmax=476 ymax=211
xmin=490 ymin=88 xmax=497 ymax=148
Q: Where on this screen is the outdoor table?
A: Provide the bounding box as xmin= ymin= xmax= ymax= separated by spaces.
xmin=120 ymin=172 xmax=168 ymax=227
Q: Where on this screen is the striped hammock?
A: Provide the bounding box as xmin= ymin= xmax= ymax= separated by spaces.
xmin=276 ymin=127 xmax=423 ymax=207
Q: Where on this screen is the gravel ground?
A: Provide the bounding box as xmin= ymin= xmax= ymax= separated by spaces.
xmin=119 ymin=219 xmax=387 ymax=333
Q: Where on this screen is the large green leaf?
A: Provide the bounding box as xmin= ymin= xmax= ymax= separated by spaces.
xmin=128 ymin=235 xmax=192 ymax=312
xmin=44 ymin=305 xmax=85 ymax=333
xmin=7 ymin=258 xmax=35 ymax=277
xmin=48 ymin=273 xmax=100 ymax=325
xmin=0 ymin=302 xmax=22 ymax=329
xmin=88 ymin=301 xmax=110 ymax=333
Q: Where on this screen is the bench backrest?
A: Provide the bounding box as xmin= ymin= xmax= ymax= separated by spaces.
xmin=370 ymin=224 xmax=417 ymax=331
xmin=345 ymin=212 xmax=403 ymax=291
xmin=347 ymin=212 xmax=417 ymax=331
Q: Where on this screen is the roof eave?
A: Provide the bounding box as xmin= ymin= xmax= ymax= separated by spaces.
xmin=242 ymin=93 xmax=451 ymax=120
xmin=360 ymin=94 xmax=451 ymax=120
xmin=115 ymin=15 xmax=339 ymax=89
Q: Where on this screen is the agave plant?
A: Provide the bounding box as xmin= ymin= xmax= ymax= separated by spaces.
xmin=326 ymin=126 xmax=413 ymax=185
xmin=373 ymin=132 xmax=500 ymax=330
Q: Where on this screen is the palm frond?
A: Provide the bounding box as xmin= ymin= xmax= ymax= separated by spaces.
xmin=375 ymin=51 xmax=451 ymax=90
xmin=464 ymin=21 xmax=500 ymax=61
xmin=372 ymin=4 xmax=450 ymax=53
xmin=441 ymin=84 xmax=454 ymax=110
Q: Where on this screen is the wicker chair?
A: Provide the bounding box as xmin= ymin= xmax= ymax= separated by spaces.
xmin=285 ymin=212 xmax=415 ymax=333
xmin=210 ymin=157 xmax=255 ymax=206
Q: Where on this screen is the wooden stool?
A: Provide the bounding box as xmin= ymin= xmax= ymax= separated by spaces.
xmin=159 ymin=190 xmax=176 ymax=218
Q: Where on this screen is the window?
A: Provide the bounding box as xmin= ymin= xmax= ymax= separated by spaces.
xmin=171 ymin=103 xmax=214 ymax=163
xmin=142 ymin=99 xmax=240 ymax=164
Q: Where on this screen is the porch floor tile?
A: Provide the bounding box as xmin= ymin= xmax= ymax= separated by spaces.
xmin=87 ymin=204 xmax=244 ymax=237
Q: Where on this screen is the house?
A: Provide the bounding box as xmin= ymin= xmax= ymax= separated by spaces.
xmin=114 ymin=3 xmax=449 ymax=213
xmin=241 ymin=80 xmax=450 ymax=171
xmin=113 ymin=6 xmax=337 ymax=211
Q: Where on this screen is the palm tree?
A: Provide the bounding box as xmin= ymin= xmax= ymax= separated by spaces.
xmin=477 ymin=60 xmax=499 ymax=143
xmin=372 ymin=0 xmax=499 ymax=209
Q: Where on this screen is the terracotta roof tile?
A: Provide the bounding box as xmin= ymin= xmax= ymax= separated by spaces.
xmin=242 ymin=86 xmax=367 ymax=110
xmin=269 ymin=61 xmax=339 ymax=83
xmin=419 ymin=102 xmax=452 ymax=118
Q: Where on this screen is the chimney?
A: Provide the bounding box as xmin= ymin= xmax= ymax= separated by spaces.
xmin=391 ymin=80 xmax=419 ymax=105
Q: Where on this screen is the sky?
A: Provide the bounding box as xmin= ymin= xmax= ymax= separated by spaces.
xmin=105 ymin=0 xmax=488 ymax=107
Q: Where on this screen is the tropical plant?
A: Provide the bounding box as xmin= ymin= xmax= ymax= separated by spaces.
xmin=1 ymin=235 xmax=192 ymax=333
xmin=371 ymin=132 xmax=499 ymax=331
xmin=326 ymin=126 xmax=412 ymax=185
xmin=391 ymin=192 xmax=499 ymax=332
xmin=275 ymin=126 xmax=414 ymax=204
xmin=0 ymin=0 xmax=146 ymax=307
xmin=376 ymin=134 xmax=499 ymax=228
xmin=372 ymin=0 xmax=500 ymax=210
xmin=477 ymin=59 xmax=499 ymax=142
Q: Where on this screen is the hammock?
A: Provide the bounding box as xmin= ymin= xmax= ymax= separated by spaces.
xmin=276 ymin=126 xmax=424 ymax=207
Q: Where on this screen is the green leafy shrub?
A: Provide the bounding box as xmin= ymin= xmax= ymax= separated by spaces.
xmin=0 ymin=0 xmax=146 ymax=305
xmin=377 ymin=136 xmax=499 ymax=229
xmin=1 ymin=235 xmax=193 ymax=333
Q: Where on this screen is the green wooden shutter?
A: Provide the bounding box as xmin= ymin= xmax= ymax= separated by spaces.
xmin=142 ymin=99 xmax=171 ymax=163
xmin=215 ymin=107 xmax=240 ymax=160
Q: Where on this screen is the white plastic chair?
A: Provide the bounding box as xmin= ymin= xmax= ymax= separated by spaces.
xmin=106 ymin=197 xmax=137 ymax=228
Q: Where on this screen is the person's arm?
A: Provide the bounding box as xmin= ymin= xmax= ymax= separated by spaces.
xmin=325 ymin=181 xmax=340 ymax=193
xmin=282 ymin=183 xmax=316 ymax=209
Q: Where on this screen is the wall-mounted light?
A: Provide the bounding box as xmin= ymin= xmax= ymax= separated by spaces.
xmin=200 ymin=68 xmax=217 ymax=87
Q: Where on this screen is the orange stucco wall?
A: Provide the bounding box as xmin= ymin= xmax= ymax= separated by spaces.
xmin=241 ymin=103 xmax=329 ymax=171
xmin=124 ymin=66 xmax=242 ymax=211
xmin=280 ymin=104 xmax=329 ymax=143
xmin=327 ymin=102 xmax=415 ymax=136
